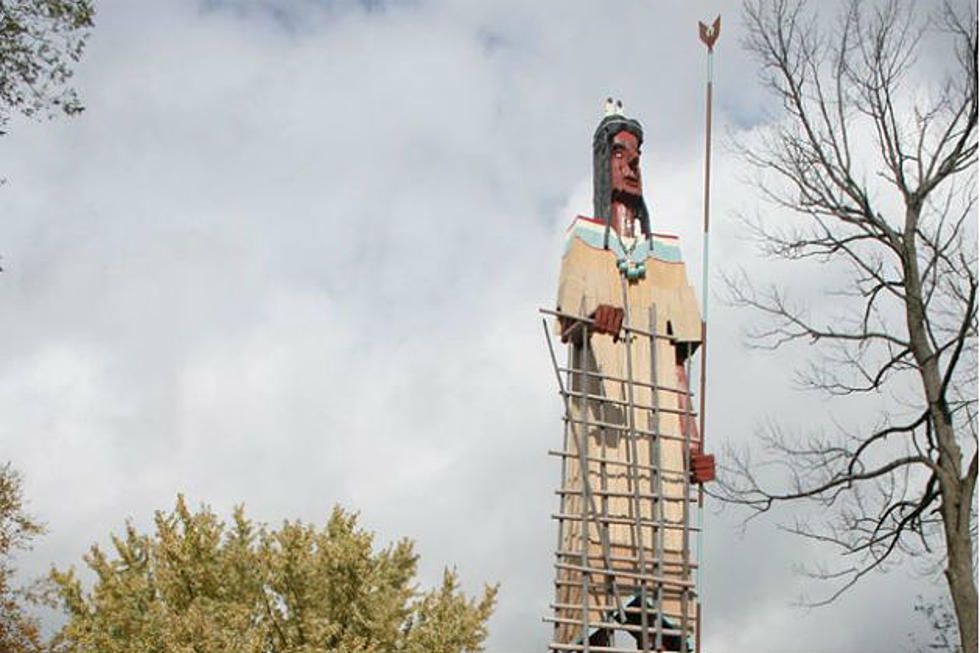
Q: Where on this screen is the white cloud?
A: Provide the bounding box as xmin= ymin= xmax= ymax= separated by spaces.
xmin=0 ymin=0 xmax=965 ymax=650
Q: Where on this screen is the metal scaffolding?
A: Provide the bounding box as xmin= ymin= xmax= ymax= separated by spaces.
xmin=542 ymin=293 xmax=701 ymax=653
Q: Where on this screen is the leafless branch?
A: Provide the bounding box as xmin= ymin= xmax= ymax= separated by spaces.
xmin=725 ymin=0 xmax=977 ymax=646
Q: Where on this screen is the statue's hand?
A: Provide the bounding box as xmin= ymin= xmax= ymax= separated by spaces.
xmin=558 ymin=305 xmax=624 ymax=345
xmin=590 ymin=304 xmax=624 ymax=341
xmin=690 ymin=450 xmax=716 ymax=484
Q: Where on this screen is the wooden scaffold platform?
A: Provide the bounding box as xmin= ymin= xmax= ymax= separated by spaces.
xmin=542 ymin=301 xmax=701 ymax=653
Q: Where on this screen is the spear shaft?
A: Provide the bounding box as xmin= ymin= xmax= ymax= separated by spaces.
xmin=695 ymin=17 xmax=720 ymax=653
xmin=697 ymin=15 xmax=719 ymax=458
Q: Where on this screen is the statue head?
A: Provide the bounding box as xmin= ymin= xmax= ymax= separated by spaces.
xmin=592 ymin=109 xmax=650 ymax=243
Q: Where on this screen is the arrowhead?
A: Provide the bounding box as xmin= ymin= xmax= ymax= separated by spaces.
xmin=699 ymin=15 xmax=722 ymax=50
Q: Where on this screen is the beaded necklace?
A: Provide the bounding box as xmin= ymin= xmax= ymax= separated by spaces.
xmin=614 ymin=221 xmax=648 ymax=281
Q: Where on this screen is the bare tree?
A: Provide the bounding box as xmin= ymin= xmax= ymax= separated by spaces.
xmin=715 ymin=1 xmax=977 ymax=650
xmin=911 ymin=593 xmax=962 ymax=652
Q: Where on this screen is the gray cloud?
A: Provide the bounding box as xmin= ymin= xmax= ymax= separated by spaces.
xmin=0 ymin=0 xmax=963 ymax=651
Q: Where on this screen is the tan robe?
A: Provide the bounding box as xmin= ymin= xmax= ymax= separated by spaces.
xmin=553 ymin=232 xmax=702 ymax=648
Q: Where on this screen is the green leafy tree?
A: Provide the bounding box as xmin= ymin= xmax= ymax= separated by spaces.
xmin=0 ymin=463 xmax=45 ymax=653
xmin=50 ymin=496 xmax=497 ymax=653
xmin=0 ymin=0 xmax=94 ymax=134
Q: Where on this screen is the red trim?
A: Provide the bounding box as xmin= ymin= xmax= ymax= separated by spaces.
xmin=573 ymin=214 xmax=605 ymax=226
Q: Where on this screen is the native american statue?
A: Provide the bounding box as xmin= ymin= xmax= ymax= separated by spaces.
xmin=544 ymin=102 xmax=714 ymax=652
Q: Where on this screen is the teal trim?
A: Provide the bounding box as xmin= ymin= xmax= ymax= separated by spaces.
xmin=563 ymin=223 xmax=684 ymax=263
xmin=701 ymin=234 xmax=710 ymax=322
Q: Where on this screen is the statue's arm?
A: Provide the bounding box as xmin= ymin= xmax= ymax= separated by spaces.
xmin=556 ymin=236 xmax=623 ymax=343
xmin=675 ymin=338 xmax=715 ymax=484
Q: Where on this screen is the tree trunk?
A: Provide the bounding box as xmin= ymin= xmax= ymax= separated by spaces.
xmin=903 ymin=204 xmax=977 ymax=653
xmin=943 ymin=499 xmax=977 ymax=653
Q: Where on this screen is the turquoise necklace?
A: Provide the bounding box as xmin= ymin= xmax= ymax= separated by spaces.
xmin=615 ymin=229 xmax=647 ymax=281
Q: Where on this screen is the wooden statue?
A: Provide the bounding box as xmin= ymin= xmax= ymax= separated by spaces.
xmin=548 ymin=102 xmax=714 ymax=652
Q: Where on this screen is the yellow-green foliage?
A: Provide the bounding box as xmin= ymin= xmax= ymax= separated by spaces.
xmin=50 ymin=496 xmax=496 ymax=653
xmin=0 ymin=463 xmax=46 ymax=653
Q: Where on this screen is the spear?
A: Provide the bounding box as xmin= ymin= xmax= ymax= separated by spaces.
xmin=697 ymin=14 xmax=719 ymax=466
xmin=696 ymin=15 xmax=720 ymax=653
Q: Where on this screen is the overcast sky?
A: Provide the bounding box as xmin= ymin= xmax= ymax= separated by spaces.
xmin=0 ymin=1 xmax=967 ymax=651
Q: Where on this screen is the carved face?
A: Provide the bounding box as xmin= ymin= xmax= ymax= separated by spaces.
xmin=610 ymin=130 xmax=642 ymax=198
